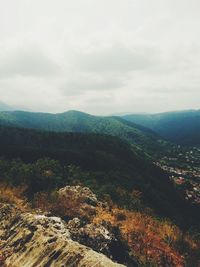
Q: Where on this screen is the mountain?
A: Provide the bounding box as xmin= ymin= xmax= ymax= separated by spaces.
xmin=122 ymin=110 xmax=200 ymax=146
xmin=0 ymin=110 xmax=169 ymax=158
xmin=0 ymin=101 xmax=13 ymax=111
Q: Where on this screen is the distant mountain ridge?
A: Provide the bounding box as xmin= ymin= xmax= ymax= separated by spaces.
xmin=0 ymin=110 xmax=169 ymax=158
xmin=122 ymin=110 xmax=200 ymax=145
xmin=0 ymin=101 xmax=13 ymax=111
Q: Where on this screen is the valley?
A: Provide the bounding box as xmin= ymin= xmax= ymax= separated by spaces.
xmin=156 ymin=145 xmax=200 ymax=205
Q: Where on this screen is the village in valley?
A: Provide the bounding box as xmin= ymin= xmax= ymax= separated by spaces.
xmin=156 ymin=146 xmax=200 ymax=205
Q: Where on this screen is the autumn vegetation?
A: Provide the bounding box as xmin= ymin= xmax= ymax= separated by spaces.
xmin=33 ymin=190 xmax=96 ymax=220
xmin=93 ymin=207 xmax=200 ymax=267
xmin=0 ymin=183 xmax=28 ymax=211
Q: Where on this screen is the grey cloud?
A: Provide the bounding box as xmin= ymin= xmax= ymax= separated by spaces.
xmin=0 ymin=46 xmax=60 ymax=78
xmin=60 ymin=76 xmax=125 ymax=96
xmin=71 ymin=44 xmax=160 ymax=73
xmin=0 ymin=0 xmax=200 ymax=114
xmin=82 ymin=94 xmax=116 ymax=115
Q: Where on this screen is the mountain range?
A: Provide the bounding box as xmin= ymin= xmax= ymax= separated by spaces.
xmin=0 ymin=110 xmax=169 ymax=158
xmin=1 ymin=108 xmax=199 ymax=146
xmin=122 ymin=110 xmax=200 ymax=146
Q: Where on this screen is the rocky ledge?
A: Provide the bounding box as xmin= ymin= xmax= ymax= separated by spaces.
xmin=0 ymin=203 xmax=125 ymax=267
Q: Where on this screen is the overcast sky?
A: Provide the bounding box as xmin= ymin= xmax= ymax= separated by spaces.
xmin=0 ymin=0 xmax=200 ymax=114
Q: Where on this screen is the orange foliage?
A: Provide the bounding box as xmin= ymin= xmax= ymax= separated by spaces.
xmin=34 ymin=191 xmax=96 ymax=220
xmin=0 ymin=183 xmax=199 ymax=267
xmin=93 ymin=207 xmax=198 ymax=267
xmin=0 ymin=183 xmax=28 ymax=211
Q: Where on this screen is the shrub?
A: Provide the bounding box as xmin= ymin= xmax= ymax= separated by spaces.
xmin=33 ymin=190 xmax=96 ymax=221
xmin=93 ymin=207 xmax=199 ymax=267
xmin=0 ymin=183 xmax=28 ymax=211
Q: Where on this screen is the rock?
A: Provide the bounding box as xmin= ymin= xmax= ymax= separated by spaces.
xmin=66 ymin=218 xmax=138 ymax=267
xmin=58 ymin=185 xmax=99 ymax=206
xmin=67 ymin=218 xmax=115 ymax=252
xmin=56 ymin=185 xmax=99 ymax=221
xmin=57 ymin=185 xmax=138 ymax=266
xmin=0 ymin=203 xmax=125 ymax=267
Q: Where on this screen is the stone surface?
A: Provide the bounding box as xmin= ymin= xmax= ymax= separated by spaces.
xmin=58 ymin=185 xmax=99 ymax=206
xmin=67 ymin=218 xmax=114 ymax=253
xmin=66 ymin=218 xmax=138 ymax=267
xmin=58 ymin=186 xmax=138 ymax=267
xmin=0 ymin=203 xmax=125 ymax=267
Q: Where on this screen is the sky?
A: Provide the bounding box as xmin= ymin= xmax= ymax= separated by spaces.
xmin=0 ymin=0 xmax=200 ymax=115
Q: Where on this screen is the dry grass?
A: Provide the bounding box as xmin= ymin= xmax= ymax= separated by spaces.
xmin=34 ymin=190 xmax=96 ymax=220
xmin=0 ymin=183 xmax=199 ymax=267
xmin=93 ymin=207 xmax=199 ymax=267
xmin=0 ymin=183 xmax=28 ymax=211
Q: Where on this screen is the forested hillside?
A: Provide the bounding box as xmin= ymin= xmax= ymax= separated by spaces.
xmin=0 ymin=125 xmax=199 ymax=227
xmin=0 ymin=110 xmax=169 ymax=157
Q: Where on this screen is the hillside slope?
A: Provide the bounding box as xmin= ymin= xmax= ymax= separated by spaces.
xmin=0 ymin=110 xmax=169 ymax=157
xmin=122 ymin=110 xmax=200 ymax=145
xmin=0 ymin=125 xmax=199 ymax=225
xmin=0 ymin=125 xmax=141 ymax=172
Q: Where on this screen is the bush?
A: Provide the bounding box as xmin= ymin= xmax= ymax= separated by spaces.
xmin=93 ymin=207 xmax=199 ymax=267
xmin=34 ymin=190 xmax=96 ymax=221
xmin=0 ymin=183 xmax=28 ymax=211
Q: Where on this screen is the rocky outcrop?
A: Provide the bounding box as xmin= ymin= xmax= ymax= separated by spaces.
xmin=66 ymin=218 xmax=137 ymax=267
xmin=58 ymin=186 xmax=138 ymax=267
xmin=67 ymin=218 xmax=115 ymax=254
xmin=0 ymin=203 xmax=125 ymax=267
xmin=58 ymin=186 xmax=99 ymax=207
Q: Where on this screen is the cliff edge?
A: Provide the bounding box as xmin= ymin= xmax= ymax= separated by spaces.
xmin=0 ymin=203 xmax=125 ymax=267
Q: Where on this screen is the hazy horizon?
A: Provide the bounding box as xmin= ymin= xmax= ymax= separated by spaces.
xmin=0 ymin=0 xmax=200 ymax=115
xmin=0 ymin=99 xmax=199 ymax=116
